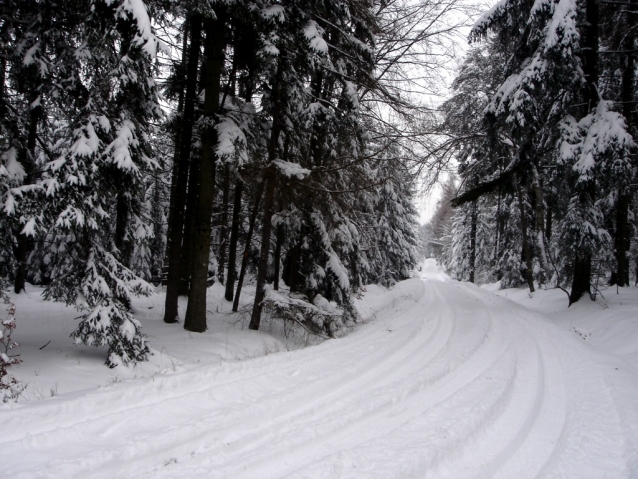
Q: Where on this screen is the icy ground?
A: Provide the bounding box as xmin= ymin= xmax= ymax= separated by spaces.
xmin=2 ymin=259 xmax=638 ymax=478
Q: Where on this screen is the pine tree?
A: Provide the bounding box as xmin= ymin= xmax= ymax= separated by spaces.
xmin=29 ymin=0 xmax=164 ymax=366
xmin=444 ymin=0 xmax=636 ymax=301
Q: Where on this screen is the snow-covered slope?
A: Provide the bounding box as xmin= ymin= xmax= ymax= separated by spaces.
xmin=2 ymin=260 xmax=637 ymax=478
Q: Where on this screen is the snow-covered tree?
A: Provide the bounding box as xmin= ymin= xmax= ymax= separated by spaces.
xmin=444 ymin=0 xmax=636 ymax=302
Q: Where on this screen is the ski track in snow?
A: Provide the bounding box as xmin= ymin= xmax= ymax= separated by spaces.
xmin=2 ymin=260 xmax=636 ymax=478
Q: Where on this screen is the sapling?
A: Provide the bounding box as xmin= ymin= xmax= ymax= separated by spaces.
xmin=1 ymin=304 xmax=24 ymax=402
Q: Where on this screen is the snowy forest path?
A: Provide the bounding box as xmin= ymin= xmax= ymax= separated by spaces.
xmin=2 ymin=260 xmax=637 ymax=478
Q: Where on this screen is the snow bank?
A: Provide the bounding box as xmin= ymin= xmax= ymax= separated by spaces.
xmin=493 ymin=283 xmax=638 ymax=371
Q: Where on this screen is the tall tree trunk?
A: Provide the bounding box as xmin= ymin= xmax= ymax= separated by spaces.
xmin=273 ymin=223 xmax=283 ymax=290
xmin=570 ymin=0 xmax=598 ymax=303
xmin=115 ymin=192 xmax=130 ymax=267
xmin=532 ymin=165 xmax=550 ymax=285
xmin=249 ymin=174 xmax=276 ymax=330
xmin=14 ymin=96 xmax=41 ymax=294
xmin=612 ymin=193 xmax=630 ymax=286
xmin=468 ymin=201 xmax=477 ymax=284
xmin=163 ymin=17 xmax=202 ymax=323
xmin=162 ymin=21 xmax=189 ymax=286
xmin=249 ymin=59 xmax=284 ymax=331
xmin=614 ymin=4 xmax=634 ymax=287
xmin=288 ymin=237 xmax=303 ymax=293
xmin=217 ymin=164 xmax=231 ymax=284
xmin=224 ymin=178 xmax=243 ymax=301
xmin=232 ymin=181 xmax=264 ymax=312
xmin=570 ymin=254 xmax=592 ymax=305
xmin=179 ymin=150 xmax=200 ymax=294
xmin=184 ymin=12 xmax=226 ymax=333
xmin=516 ymin=182 xmax=535 ymax=293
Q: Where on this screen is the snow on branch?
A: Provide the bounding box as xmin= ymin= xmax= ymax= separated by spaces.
xmin=106 ymin=0 xmax=168 ymax=57
xmin=304 ymin=20 xmax=329 ymax=54
xmin=216 ymin=118 xmax=248 ymax=165
xmin=560 ymin=100 xmax=636 ymax=182
xmin=274 ymin=160 xmax=311 ymax=179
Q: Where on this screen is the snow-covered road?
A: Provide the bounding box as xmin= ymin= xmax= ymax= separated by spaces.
xmin=3 ymin=260 xmax=638 ymax=478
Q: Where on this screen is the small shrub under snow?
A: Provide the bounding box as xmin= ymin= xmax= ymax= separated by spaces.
xmin=1 ymin=304 xmax=24 ymax=402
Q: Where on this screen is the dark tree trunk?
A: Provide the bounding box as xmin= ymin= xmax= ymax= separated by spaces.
xmin=532 ymin=166 xmax=549 ymax=285
xmin=163 ymin=16 xmax=202 ymax=323
xmin=162 ymin=21 xmax=188 ymax=284
xmin=14 ymin=236 xmax=28 ymax=294
xmin=570 ymin=0 xmax=598 ymax=303
xmin=570 ymin=254 xmax=592 ymax=305
xmin=351 ymin=244 xmax=360 ymax=291
xmin=115 ymin=192 xmax=130 ymax=267
xmin=184 ymin=13 xmax=226 ymax=333
xmin=468 ymin=201 xmax=477 ymax=284
xmin=613 ymin=194 xmax=630 ymax=287
xmin=224 ymin=178 xmax=243 ymax=301
xmin=583 ymin=0 xmax=599 ymax=110
xmin=249 ymin=59 xmax=284 ymax=331
xmin=516 ymin=182 xmax=535 ymax=293
xmin=288 ymin=235 xmax=303 ymax=293
xmin=179 ymin=149 xmax=201 ymax=294
xmin=569 ymin=222 xmax=594 ymax=302
xmin=217 ymin=164 xmax=231 ymax=284
xmin=15 ymin=94 xmax=41 ymax=294
xmin=614 ymin=7 xmax=635 ymax=287
xmin=249 ymin=174 xmax=276 ymax=330
xmin=273 ymin=223 xmax=283 ymax=290
xmin=232 ymin=181 xmax=264 ymax=312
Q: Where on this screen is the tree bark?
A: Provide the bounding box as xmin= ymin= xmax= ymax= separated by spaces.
xmin=613 ymin=4 xmax=634 ymax=287
xmin=232 ymin=181 xmax=264 ymax=312
xmin=273 ymin=223 xmax=283 ymax=290
xmin=612 ymin=193 xmax=630 ymax=286
xmin=163 ymin=16 xmax=202 ymax=323
xmin=184 ymin=13 xmax=226 ymax=333
xmin=288 ymin=238 xmax=302 ymax=293
xmin=570 ymin=253 xmax=591 ymax=305
xmin=569 ymin=0 xmax=598 ymax=303
xmin=532 ymin=165 xmax=549 ymax=285
xmin=249 ymin=58 xmax=284 ymax=331
xmin=249 ymin=174 xmax=276 ymax=330
xmin=179 ymin=146 xmax=200 ymax=294
xmin=162 ymin=22 xmax=189 ymax=285
xmin=468 ymin=202 xmax=477 ymax=284
xmin=114 ymin=192 xmax=130 ymax=266
xmin=217 ymin=163 xmax=231 ymax=284
xmin=14 ymin=92 xmax=41 ymax=294
xmin=516 ymin=182 xmax=535 ymax=293
xmin=224 ymin=178 xmax=243 ymax=301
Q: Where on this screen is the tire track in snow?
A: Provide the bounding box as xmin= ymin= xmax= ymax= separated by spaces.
xmin=2 ymin=266 xmax=635 ymax=478
xmin=200 ymin=281 xmax=509 ymax=479
xmin=461 ymin=286 xmax=568 ymax=479
xmin=5 ymin=280 xmax=445 ymax=478
xmin=138 ymin=284 xmax=512 ymax=477
xmin=259 ymin=282 xmax=520 ymax=479
xmin=463 ymin=286 xmax=627 ymax=479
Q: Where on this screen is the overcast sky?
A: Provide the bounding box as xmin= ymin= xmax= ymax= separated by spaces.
xmin=415 ymin=0 xmax=495 ymax=225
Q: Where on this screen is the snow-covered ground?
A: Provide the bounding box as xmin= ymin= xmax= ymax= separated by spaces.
xmin=2 ymin=259 xmax=638 ymax=478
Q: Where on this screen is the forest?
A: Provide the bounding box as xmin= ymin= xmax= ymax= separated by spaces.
xmin=0 ymin=0 xmax=467 ymax=369
xmin=423 ymin=0 xmax=637 ymax=306
xmin=1 ymin=0 xmax=637 ymax=371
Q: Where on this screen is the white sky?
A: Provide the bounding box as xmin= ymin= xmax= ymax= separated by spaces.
xmin=414 ymin=1 xmax=495 ymax=225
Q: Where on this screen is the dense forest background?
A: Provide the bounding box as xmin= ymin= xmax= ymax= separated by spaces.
xmin=422 ymin=0 xmax=637 ymax=305
xmin=2 ymin=0 xmax=636 ymax=369
xmin=1 ymin=0 xmax=471 ymax=367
